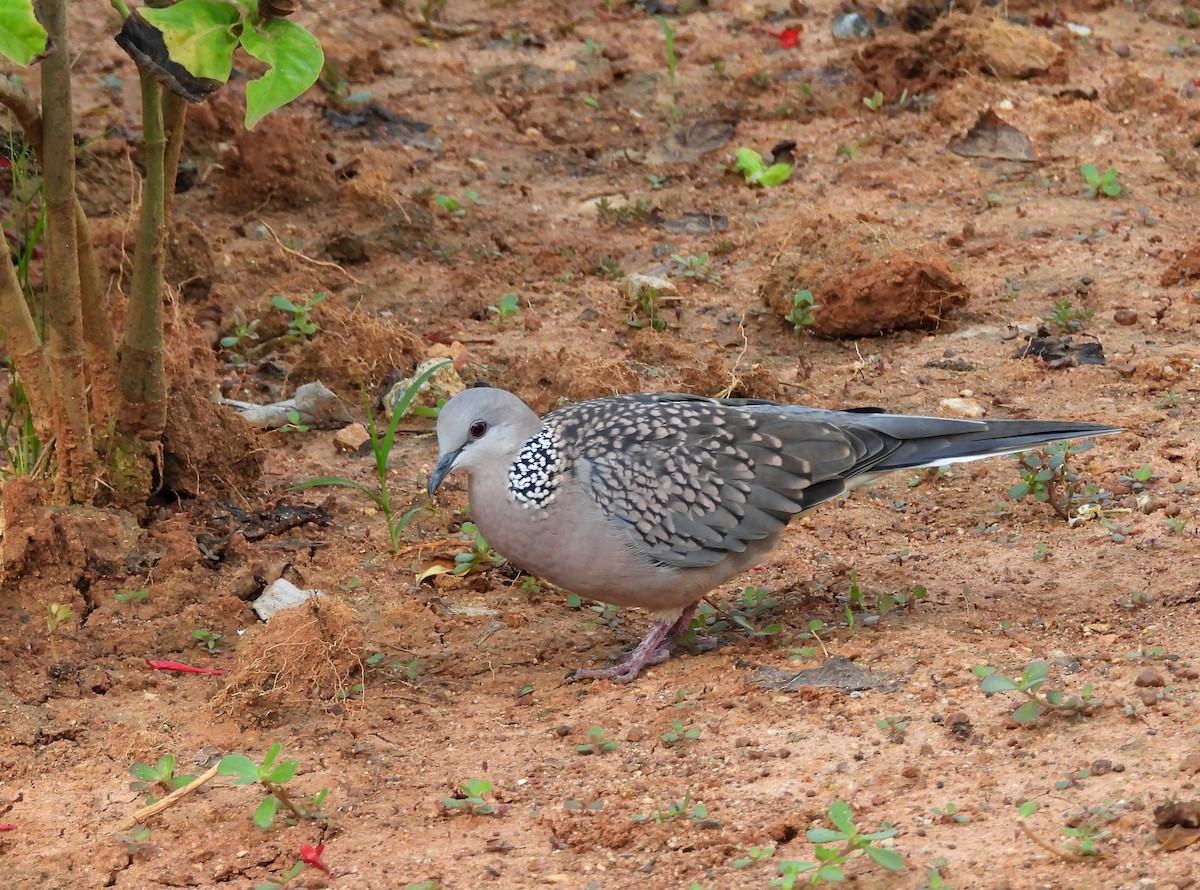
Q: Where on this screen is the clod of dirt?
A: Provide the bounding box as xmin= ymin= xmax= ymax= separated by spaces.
xmin=1159 ymin=241 xmax=1200 ymax=286
xmin=948 ymin=108 xmax=1039 ymax=162
xmin=162 ymin=375 xmax=264 ymax=499
xmin=0 ymin=478 xmax=141 ymax=590
xmin=212 ymin=597 xmax=364 ymax=721
xmin=164 ymin=218 xmax=215 ymax=302
xmin=761 ymin=213 xmax=971 ymax=338
xmin=217 ymin=114 xmax=337 ymax=212
xmin=644 ymin=119 xmax=736 ymax=165
xmin=857 ymin=14 xmax=1063 ymax=98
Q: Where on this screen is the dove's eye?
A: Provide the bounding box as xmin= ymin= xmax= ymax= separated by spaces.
xmin=469 ymin=420 xmax=488 ymax=439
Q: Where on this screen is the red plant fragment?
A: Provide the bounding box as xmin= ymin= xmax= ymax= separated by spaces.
xmin=756 ymin=25 xmax=801 ymax=49
xmin=0 ymin=824 xmax=16 ymax=831
xmin=300 ymin=843 xmax=331 ymax=875
xmin=144 ymin=658 xmax=226 ymax=675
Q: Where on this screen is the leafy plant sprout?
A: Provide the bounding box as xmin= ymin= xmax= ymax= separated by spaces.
xmin=656 ymin=14 xmax=679 ymax=122
xmin=488 ymin=291 xmax=520 ymax=321
xmin=271 ymin=292 xmax=325 ymax=340
xmin=786 ymin=289 xmax=817 ymax=330
xmin=442 ymin=777 xmax=496 ymax=815
xmin=771 ymin=801 xmax=903 ymax=887
xmin=1009 ymin=440 xmax=1103 ymax=521
xmin=294 ymin=360 xmax=450 ymax=553
xmin=574 ymin=727 xmax=618 ymax=755
xmin=1080 ymin=163 xmax=1121 ymax=198
xmin=670 ymin=252 xmax=720 ymax=282
xmin=1046 ymin=297 xmax=1093 ymax=332
xmin=973 ymin=660 xmax=1096 ymax=723
xmin=217 ymin=744 xmax=329 ymax=829
xmin=192 ymin=627 xmax=224 ymax=653
xmin=129 ymin=754 xmax=196 ymax=803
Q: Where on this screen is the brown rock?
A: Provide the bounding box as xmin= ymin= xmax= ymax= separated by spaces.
xmin=1180 ymin=752 xmax=1200 ymax=775
xmin=1113 ymin=308 xmax=1138 ymax=325
xmin=1135 ymin=667 xmax=1166 ymax=687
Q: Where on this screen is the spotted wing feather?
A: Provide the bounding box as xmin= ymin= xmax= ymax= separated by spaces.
xmin=546 ymin=395 xmax=891 ymax=569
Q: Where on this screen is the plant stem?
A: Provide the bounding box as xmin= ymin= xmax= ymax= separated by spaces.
xmin=40 ymin=0 xmax=98 ymax=501
xmin=263 ymin=781 xmax=307 ymax=821
xmin=117 ymin=75 xmax=168 ymax=442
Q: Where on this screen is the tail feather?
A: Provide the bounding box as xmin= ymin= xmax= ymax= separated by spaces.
xmin=863 ymin=417 xmax=1122 ymax=475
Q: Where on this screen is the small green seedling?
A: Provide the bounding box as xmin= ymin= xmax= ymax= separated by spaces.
xmin=117 ymin=824 xmax=152 ymax=855
xmin=1080 ymin=163 xmax=1121 ymax=198
xmin=771 ymin=801 xmax=903 ymax=887
xmin=661 ymin=719 xmax=702 ymax=748
xmin=271 ymin=292 xmax=325 ymax=340
xmin=688 ymin=585 xmax=781 ymax=642
xmin=255 ymin=862 xmax=305 ymax=890
xmin=733 ymin=147 xmax=792 ymax=187
xmin=192 ymin=627 xmax=224 ymax=654
xmin=129 ymin=754 xmax=196 ymax=803
xmin=1047 ymin=298 xmax=1093 ymax=332
xmin=218 ymin=744 xmax=326 ymax=829
xmin=488 ymin=292 xmax=520 ymax=321
xmin=575 ymin=726 xmax=619 ymax=755
xmin=442 ymin=778 xmax=496 ymax=815
xmin=734 ymin=845 xmax=775 ymax=868
xmin=219 ymin=309 xmax=261 ymax=363
xmin=862 ymin=90 xmax=884 ymax=112
xmin=671 ymin=253 xmax=719 ymax=282
xmin=633 ymin=788 xmax=711 ymax=825
xmin=973 ymin=660 xmax=1095 ymax=723
xmin=115 ymin=588 xmax=149 ymax=604
xmin=876 ymin=716 xmax=908 ymax=743
xmin=452 ymin=522 xmax=506 ymax=575
xmin=786 ymin=289 xmax=817 ymax=330
xmin=46 ymin=602 xmax=73 ymax=657
xmin=1009 ymin=441 xmax=1101 ymax=522
xmin=932 ymin=802 xmax=969 ymax=824
xmin=296 ymin=360 xmax=450 ymax=553
xmin=657 ymin=14 xmax=679 ymax=122
xmin=435 ymin=190 xmax=479 ymax=217
xmin=564 ymin=798 xmax=605 ymax=814
xmin=279 ymin=409 xmax=310 ymax=434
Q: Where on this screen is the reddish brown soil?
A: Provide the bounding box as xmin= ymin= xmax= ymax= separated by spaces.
xmin=2 ymin=1 xmax=1200 ymax=888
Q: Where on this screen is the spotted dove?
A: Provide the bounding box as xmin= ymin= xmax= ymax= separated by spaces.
xmin=428 ymin=388 xmax=1119 ymax=682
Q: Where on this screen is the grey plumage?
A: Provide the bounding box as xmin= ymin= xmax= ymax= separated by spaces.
xmin=429 ymin=387 xmax=1121 ymax=682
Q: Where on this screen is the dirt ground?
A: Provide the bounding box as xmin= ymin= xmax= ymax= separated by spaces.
xmin=3 ymin=0 xmax=1200 ymax=887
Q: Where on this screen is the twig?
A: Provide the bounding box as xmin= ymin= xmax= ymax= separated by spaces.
xmin=259 ymin=220 xmax=362 ymax=284
xmin=1019 ymin=820 xmax=1083 ymax=863
xmin=113 ymin=763 xmax=220 ymax=832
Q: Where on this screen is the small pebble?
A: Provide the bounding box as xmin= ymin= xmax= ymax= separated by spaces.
xmin=1135 ymin=667 xmax=1166 ymax=687
xmin=1180 ymin=753 xmax=1200 ymax=774
xmin=625 ymin=726 xmax=646 ymax=742
xmin=1113 ymin=308 xmax=1138 ymax=326
xmin=1114 ymin=43 xmax=1131 ymax=58
xmin=832 ymin=11 xmax=875 ymax=39
xmin=735 ymin=736 xmax=754 ymax=748
xmin=1091 ymin=758 xmax=1112 ymax=776
xmin=901 ymin=766 xmax=920 ymax=779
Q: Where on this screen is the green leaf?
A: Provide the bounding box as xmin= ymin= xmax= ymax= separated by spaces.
xmin=865 ymin=846 xmax=904 ymax=871
xmin=241 ymin=18 xmax=324 ymax=129
xmin=261 ymin=743 xmax=282 ymax=769
xmin=759 ymin=162 xmax=793 ymax=187
xmin=980 ymin=673 xmax=1018 ymax=692
xmin=1023 ymin=660 xmax=1051 ymax=683
xmin=1018 ymin=800 xmax=1039 ymax=819
xmin=806 ymin=828 xmax=842 ymax=843
xmin=1079 ymin=163 xmax=1099 ymax=184
xmin=0 ymin=0 xmax=48 ymax=65
xmin=129 ymin=762 xmax=160 ymax=782
xmin=816 ymin=864 xmax=845 ymax=881
xmin=252 ymin=794 xmax=279 ymax=828
xmin=827 ymin=800 xmax=854 ymax=833
xmin=140 ymin=0 xmax=241 ymax=81
xmin=264 ymin=759 xmax=297 ymax=784
xmin=1012 ymin=698 xmax=1041 ymax=724
xmin=217 ymin=754 xmax=260 ymax=783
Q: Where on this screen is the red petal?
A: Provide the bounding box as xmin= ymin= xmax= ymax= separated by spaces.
xmin=300 ymin=843 xmax=331 ymax=875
